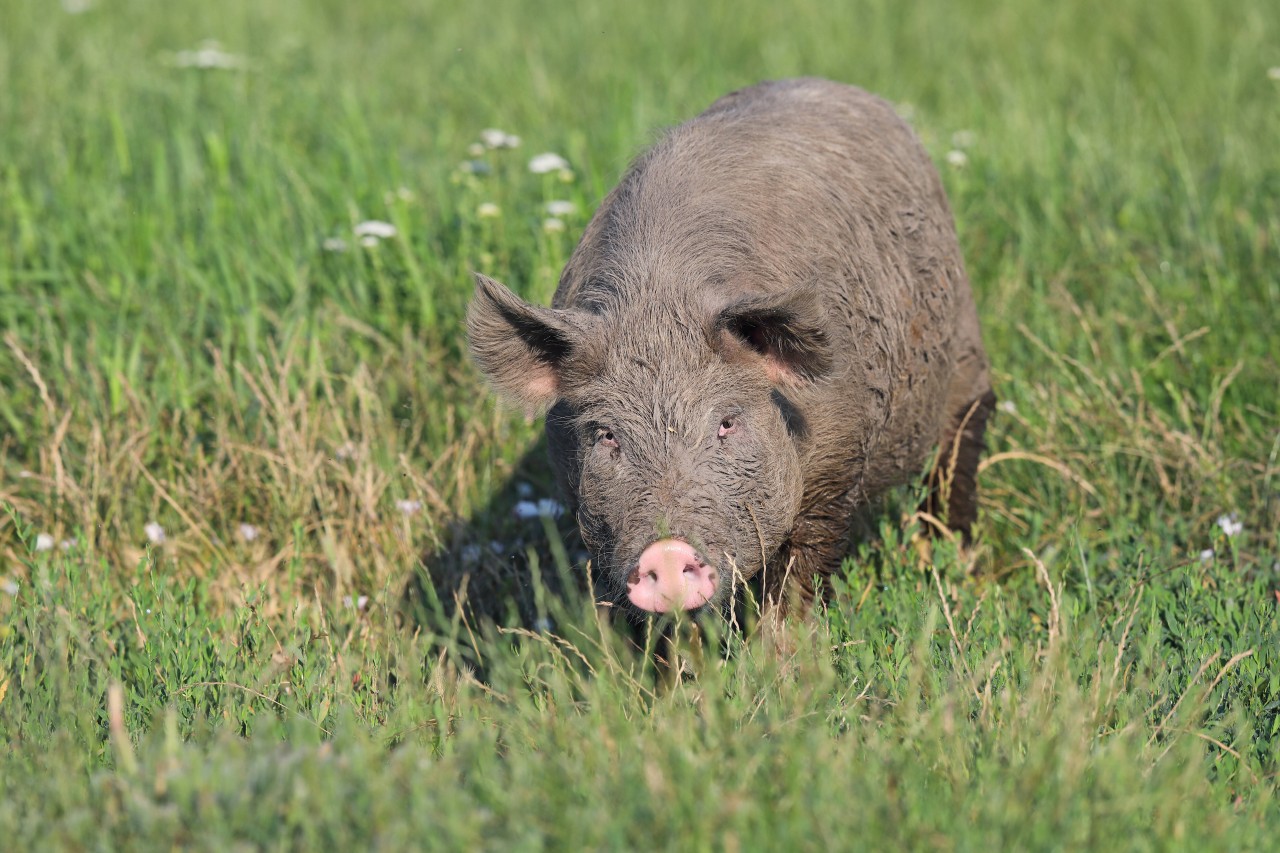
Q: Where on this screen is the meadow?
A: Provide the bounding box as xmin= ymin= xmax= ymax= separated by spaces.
xmin=1 ymin=0 xmax=1278 ymax=848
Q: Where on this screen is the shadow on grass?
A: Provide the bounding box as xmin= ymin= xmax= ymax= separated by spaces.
xmin=402 ymin=435 xmax=591 ymax=632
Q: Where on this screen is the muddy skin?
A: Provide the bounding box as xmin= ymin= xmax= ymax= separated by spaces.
xmin=467 ymin=78 xmax=993 ymax=625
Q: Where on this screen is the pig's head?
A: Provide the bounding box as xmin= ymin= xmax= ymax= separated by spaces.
xmin=466 ymin=273 xmax=830 ymax=619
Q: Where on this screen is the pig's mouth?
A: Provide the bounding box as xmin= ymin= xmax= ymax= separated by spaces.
xmin=624 ymin=539 xmax=718 ymax=614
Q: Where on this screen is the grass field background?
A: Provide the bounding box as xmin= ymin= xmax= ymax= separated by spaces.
xmin=2 ymin=0 xmax=1278 ymax=847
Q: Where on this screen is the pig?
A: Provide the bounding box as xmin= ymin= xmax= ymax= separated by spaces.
xmin=467 ymin=78 xmax=994 ymax=623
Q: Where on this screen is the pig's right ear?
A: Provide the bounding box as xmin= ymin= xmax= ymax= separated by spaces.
xmin=466 ymin=273 xmax=582 ymax=410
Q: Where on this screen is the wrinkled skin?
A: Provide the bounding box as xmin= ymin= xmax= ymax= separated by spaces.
xmin=467 ymin=78 xmax=994 ymax=622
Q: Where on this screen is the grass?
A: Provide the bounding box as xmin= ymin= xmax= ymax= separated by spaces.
xmin=2 ymin=0 xmax=1278 ymax=847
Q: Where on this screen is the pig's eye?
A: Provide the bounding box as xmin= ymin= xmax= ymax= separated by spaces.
xmin=596 ymin=428 xmax=619 ymax=449
xmin=718 ymin=417 xmax=737 ymax=439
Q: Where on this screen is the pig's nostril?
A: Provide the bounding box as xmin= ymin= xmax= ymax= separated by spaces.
xmin=627 ymin=567 xmax=659 ymax=587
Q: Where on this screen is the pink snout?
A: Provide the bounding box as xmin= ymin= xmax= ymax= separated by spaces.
xmin=627 ymin=539 xmax=717 ymax=613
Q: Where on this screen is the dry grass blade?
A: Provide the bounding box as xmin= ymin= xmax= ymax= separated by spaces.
xmin=979 ymin=451 xmax=1099 ymax=497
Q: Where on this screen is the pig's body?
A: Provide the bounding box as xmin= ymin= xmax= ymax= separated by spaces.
xmin=468 ymin=79 xmax=993 ymax=620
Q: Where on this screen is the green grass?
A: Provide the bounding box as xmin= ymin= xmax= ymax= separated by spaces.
xmin=2 ymin=0 xmax=1278 ymax=847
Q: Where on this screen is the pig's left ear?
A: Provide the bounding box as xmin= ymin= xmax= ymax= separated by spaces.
xmin=715 ymin=286 xmax=833 ymax=385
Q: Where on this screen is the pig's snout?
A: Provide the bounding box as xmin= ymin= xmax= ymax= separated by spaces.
xmin=627 ymin=540 xmax=717 ymax=613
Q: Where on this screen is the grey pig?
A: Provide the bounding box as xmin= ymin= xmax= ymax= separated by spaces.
xmin=467 ymin=78 xmax=994 ymax=621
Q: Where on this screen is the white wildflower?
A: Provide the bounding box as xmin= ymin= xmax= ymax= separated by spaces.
xmin=353 ymin=220 xmax=398 ymax=240
xmin=542 ymin=217 xmax=565 ymax=234
xmin=945 ymin=149 xmax=969 ymax=168
xmin=1216 ymin=514 xmax=1243 ymax=537
xmin=396 ymin=499 xmax=423 ymax=515
xmin=545 ymin=200 xmax=577 ymax=217
xmin=1 ymin=579 xmax=17 ymax=596
xmin=1199 ymin=548 xmax=1215 ymax=563
xmin=384 ymin=186 xmax=415 ymax=204
xmin=476 ymin=202 xmax=501 ymax=218
xmin=144 ymin=522 xmax=166 ymax=544
xmin=997 ymin=400 xmax=1017 ymax=415
xmin=1269 ymin=67 xmax=1280 ymax=81
xmin=238 ymin=523 xmax=259 ymax=542
xmin=343 ymin=595 xmax=370 ymax=611
xmin=322 ymin=237 xmax=348 ymax=252
xmin=534 ymin=617 xmax=553 ymax=632
xmin=528 ymin=152 xmax=570 ymax=174
xmin=35 ymin=533 xmax=55 ymax=552
xmin=480 ymin=128 xmax=521 ymax=149
xmin=360 ymin=235 xmax=380 ymax=248
xmin=60 ymin=538 xmax=77 ymax=551
xmin=171 ymin=40 xmax=248 ymax=70
xmin=514 ymin=498 xmax=565 ymax=520
xmin=950 ymin=129 xmax=977 ymax=148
